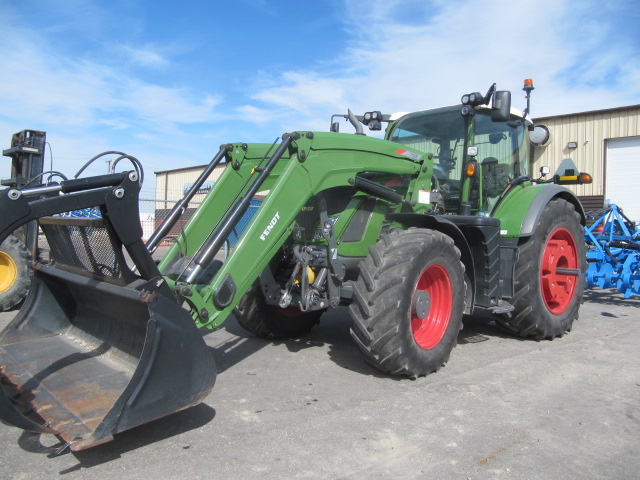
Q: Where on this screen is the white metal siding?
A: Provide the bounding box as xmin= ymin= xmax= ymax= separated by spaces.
xmin=532 ymin=106 xmax=640 ymax=198
xmin=155 ymin=163 xmax=227 ymax=208
xmin=605 ymin=136 xmax=640 ymax=221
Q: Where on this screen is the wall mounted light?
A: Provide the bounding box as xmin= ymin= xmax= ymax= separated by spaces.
xmin=567 ymin=141 xmax=578 ymax=149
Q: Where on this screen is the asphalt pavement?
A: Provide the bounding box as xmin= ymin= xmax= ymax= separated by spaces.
xmin=0 ymin=288 xmax=638 ymax=479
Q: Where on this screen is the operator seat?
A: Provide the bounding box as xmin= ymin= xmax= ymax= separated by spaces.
xmin=482 ymin=157 xmax=510 ymax=198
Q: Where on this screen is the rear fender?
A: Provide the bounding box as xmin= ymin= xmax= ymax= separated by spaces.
xmin=493 ymin=184 xmax=586 ymax=238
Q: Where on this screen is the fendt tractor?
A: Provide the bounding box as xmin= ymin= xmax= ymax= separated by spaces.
xmin=0 ymin=79 xmax=591 ymax=454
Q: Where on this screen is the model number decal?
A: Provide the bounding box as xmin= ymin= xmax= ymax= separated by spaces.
xmin=395 ymin=148 xmax=422 ymax=161
xmin=260 ymin=212 xmax=280 ymax=241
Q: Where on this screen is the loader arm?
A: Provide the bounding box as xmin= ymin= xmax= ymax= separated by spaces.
xmin=0 ymin=130 xmax=429 ymax=452
xmin=159 ymin=131 xmax=431 ymax=329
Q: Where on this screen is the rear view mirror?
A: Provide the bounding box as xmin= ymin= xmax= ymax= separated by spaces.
xmin=491 ymin=90 xmax=511 ymax=122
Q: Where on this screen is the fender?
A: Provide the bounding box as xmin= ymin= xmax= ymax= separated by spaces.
xmin=493 ymin=184 xmax=586 ymax=238
xmin=388 ymin=213 xmax=475 ymax=313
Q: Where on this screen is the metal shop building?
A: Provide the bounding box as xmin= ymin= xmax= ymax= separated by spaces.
xmin=532 ymin=104 xmax=640 ymax=220
xmin=154 ymin=163 xmax=261 ymax=245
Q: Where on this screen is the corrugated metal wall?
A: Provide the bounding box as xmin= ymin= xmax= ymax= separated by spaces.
xmin=155 ymin=163 xmax=227 ymax=210
xmin=532 ymin=105 xmax=640 ymax=200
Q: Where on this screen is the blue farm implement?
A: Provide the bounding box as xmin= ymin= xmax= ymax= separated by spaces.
xmin=585 ymin=204 xmax=640 ymax=298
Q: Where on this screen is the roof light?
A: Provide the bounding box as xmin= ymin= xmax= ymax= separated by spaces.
xmin=461 ymin=92 xmax=485 ymax=106
xmin=362 ymin=111 xmax=382 ymax=131
xmin=523 ymin=78 xmax=534 ymax=93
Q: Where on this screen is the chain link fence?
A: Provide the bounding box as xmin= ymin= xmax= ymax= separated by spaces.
xmin=139 ymin=198 xmax=262 ymax=248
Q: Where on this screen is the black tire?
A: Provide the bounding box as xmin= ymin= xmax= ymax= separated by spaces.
xmin=349 ymin=228 xmax=465 ymax=378
xmin=234 ymin=281 xmax=322 ymax=339
xmin=0 ymin=235 xmax=32 ymax=311
xmin=497 ymin=198 xmax=586 ymax=339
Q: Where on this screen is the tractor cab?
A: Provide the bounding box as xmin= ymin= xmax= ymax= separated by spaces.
xmin=387 ymin=104 xmax=529 ymax=215
xmin=331 ymin=81 xmax=537 ymax=217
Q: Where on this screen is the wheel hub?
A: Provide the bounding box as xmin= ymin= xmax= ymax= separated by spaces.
xmin=411 ymin=264 xmax=452 ymax=350
xmin=541 ymin=227 xmax=578 ymax=314
xmin=412 ymin=290 xmax=431 ymax=320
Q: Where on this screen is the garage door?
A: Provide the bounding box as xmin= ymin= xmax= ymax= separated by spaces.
xmin=606 ymin=136 xmax=640 ymax=222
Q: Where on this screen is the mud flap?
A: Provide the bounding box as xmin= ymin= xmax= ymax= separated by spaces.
xmin=0 ymin=264 xmax=216 ymax=452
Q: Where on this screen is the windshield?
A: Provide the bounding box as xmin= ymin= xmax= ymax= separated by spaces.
xmin=389 ymin=106 xmax=464 ymax=182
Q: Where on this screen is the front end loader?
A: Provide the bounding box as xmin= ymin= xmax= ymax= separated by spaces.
xmin=0 ymin=79 xmax=590 ymax=452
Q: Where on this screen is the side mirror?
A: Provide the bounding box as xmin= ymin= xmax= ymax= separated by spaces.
xmin=491 ymin=90 xmax=511 ymax=122
xmin=330 ymin=122 xmax=340 ymax=133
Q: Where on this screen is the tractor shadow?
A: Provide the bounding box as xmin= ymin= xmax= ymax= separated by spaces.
xmin=18 ymin=403 xmax=216 ymax=474
xmin=459 ymin=309 xmax=515 ymax=343
xmin=215 ymin=307 xmax=517 ymax=379
xmin=583 ymin=288 xmax=640 ymax=308
xmin=203 ymin=319 xmax=274 ymax=374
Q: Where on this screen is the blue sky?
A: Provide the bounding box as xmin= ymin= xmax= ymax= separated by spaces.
xmin=1 ymin=0 xmax=639 ymax=200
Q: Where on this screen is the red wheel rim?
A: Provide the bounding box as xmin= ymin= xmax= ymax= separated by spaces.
xmin=411 ymin=264 xmax=452 ymax=349
xmin=540 ymin=227 xmax=578 ymax=314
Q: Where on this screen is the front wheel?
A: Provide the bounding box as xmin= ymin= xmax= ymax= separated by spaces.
xmin=349 ymin=228 xmax=465 ymax=378
xmin=234 ymin=281 xmax=323 ymax=339
xmin=497 ymin=198 xmax=586 ymax=339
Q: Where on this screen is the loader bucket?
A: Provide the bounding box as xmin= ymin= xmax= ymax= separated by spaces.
xmin=0 ymin=215 xmax=216 ymax=451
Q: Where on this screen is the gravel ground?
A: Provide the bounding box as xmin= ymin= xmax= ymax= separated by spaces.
xmin=0 ymin=288 xmax=638 ymax=479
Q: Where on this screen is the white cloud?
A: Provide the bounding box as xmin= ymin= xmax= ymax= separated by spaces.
xmin=236 ymin=105 xmax=273 ymax=124
xmin=0 ymin=18 xmax=224 ymax=176
xmin=253 ymin=72 xmax=350 ymax=114
xmin=118 ymin=44 xmax=171 ymax=69
xmin=244 ymin=0 xmax=640 ymax=124
xmin=119 ymin=83 xmax=221 ymax=125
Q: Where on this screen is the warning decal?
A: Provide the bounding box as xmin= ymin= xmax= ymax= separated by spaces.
xmin=395 ymin=149 xmax=422 ymax=161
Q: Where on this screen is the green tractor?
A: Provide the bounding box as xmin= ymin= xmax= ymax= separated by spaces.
xmin=0 ymin=79 xmax=590 ymax=453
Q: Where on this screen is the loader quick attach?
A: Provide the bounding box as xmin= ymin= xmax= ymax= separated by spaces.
xmin=0 ymin=79 xmax=592 ymax=453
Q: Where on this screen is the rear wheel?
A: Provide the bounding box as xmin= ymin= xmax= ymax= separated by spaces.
xmin=234 ymin=281 xmax=322 ymax=339
xmin=497 ymin=198 xmax=585 ymax=339
xmin=0 ymin=235 xmax=32 ymax=311
xmin=349 ymin=228 xmax=465 ymax=377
